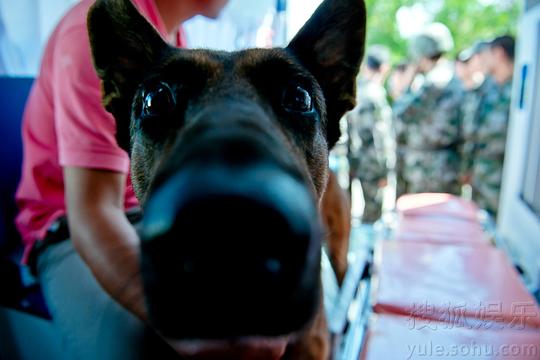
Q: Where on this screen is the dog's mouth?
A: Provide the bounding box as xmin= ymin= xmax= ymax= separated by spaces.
xmin=167 ymin=336 xmax=290 ymax=359
xmin=140 ymin=161 xmax=322 ymax=339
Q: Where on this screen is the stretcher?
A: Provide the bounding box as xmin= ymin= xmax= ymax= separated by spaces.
xmin=396 ymin=193 xmax=480 ymax=222
xmin=395 ymin=216 xmax=488 ymax=245
xmin=361 ymin=313 xmax=540 ymax=360
xmin=354 ymin=193 xmax=540 ymax=360
xmin=372 ymin=240 xmax=540 ymax=330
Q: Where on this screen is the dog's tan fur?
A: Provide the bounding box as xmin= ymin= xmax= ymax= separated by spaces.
xmin=321 ymin=171 xmax=351 ymax=285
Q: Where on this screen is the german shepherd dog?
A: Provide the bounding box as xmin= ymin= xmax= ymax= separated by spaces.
xmin=88 ymin=0 xmax=365 ymax=358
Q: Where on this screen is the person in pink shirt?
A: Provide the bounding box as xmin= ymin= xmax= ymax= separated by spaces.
xmin=16 ymin=0 xmax=228 ymax=358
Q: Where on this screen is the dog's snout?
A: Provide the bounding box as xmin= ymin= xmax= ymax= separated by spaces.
xmin=143 ymin=164 xmax=317 ymax=243
xmin=182 ymin=127 xmax=276 ymax=167
xmin=140 ymin=163 xmax=322 ymax=339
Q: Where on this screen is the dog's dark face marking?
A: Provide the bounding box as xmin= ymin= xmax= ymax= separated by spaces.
xmin=89 ymin=0 xmax=365 ymax=341
xmin=127 ymin=49 xmax=330 ymax=204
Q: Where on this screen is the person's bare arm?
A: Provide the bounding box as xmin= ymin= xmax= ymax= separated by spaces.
xmin=64 ymin=167 xmax=147 ymax=320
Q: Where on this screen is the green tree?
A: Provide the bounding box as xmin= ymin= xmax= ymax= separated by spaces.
xmin=364 ymin=0 xmax=521 ymax=64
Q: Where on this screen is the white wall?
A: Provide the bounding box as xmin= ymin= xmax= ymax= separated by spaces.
xmin=0 ymin=0 xmax=77 ymax=76
xmin=184 ymin=0 xmax=323 ymax=50
xmin=0 ymin=0 xmax=323 ymax=75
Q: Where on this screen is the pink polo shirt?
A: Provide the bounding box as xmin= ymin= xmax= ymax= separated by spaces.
xmin=15 ymin=0 xmax=185 ymax=263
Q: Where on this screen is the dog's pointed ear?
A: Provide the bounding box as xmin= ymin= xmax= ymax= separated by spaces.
xmin=287 ymin=0 xmax=366 ymax=148
xmin=88 ymin=0 xmax=171 ymax=150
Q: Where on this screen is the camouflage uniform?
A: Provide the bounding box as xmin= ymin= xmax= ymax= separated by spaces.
xmin=393 ymin=60 xmax=465 ymax=195
xmin=347 ymin=78 xmax=394 ymax=222
xmin=460 ymin=76 xmax=495 ymax=173
xmin=461 ymin=77 xmax=512 ymax=216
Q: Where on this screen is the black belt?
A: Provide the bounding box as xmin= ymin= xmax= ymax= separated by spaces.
xmin=28 ymin=208 xmax=142 ymax=275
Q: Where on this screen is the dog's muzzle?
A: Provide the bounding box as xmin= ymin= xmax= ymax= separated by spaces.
xmin=140 ymin=156 xmax=322 ymax=339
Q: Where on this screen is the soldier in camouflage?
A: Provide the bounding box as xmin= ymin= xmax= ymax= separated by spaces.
xmin=346 ymin=46 xmax=394 ymax=223
xmin=393 ymin=23 xmax=465 ymax=196
xmin=460 ymin=36 xmax=515 ymax=217
xmin=458 ymin=42 xmax=494 ymax=177
xmin=455 ymin=42 xmax=490 ymax=91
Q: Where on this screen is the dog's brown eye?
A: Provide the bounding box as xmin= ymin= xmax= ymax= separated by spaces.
xmin=142 ymin=82 xmax=175 ymax=118
xmin=283 ymin=85 xmax=313 ymax=113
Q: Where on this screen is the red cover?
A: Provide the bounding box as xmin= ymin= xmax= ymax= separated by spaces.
xmin=395 ymin=216 xmax=488 ymax=245
xmin=372 ymin=241 xmax=540 ymax=330
xmin=396 ymin=193 xmax=479 ymax=222
xmin=394 ymin=230 xmax=490 ymax=246
xmin=361 ymin=314 xmax=540 ymax=360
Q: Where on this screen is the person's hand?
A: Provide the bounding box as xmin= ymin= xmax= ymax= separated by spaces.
xmin=460 ymin=173 xmax=472 ymax=185
xmin=402 ymin=63 xmax=419 ymax=91
xmin=389 ymin=63 xmax=418 ymax=100
xmin=378 ymin=178 xmax=388 ymax=188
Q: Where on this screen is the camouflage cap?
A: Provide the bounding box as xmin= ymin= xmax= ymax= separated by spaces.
xmin=366 ymin=45 xmax=391 ymax=70
xmin=409 ymin=23 xmax=454 ymax=60
xmin=458 ymin=41 xmax=491 ymax=62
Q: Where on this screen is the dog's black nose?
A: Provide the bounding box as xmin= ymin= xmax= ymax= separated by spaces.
xmin=140 ymin=163 xmax=322 ymax=339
